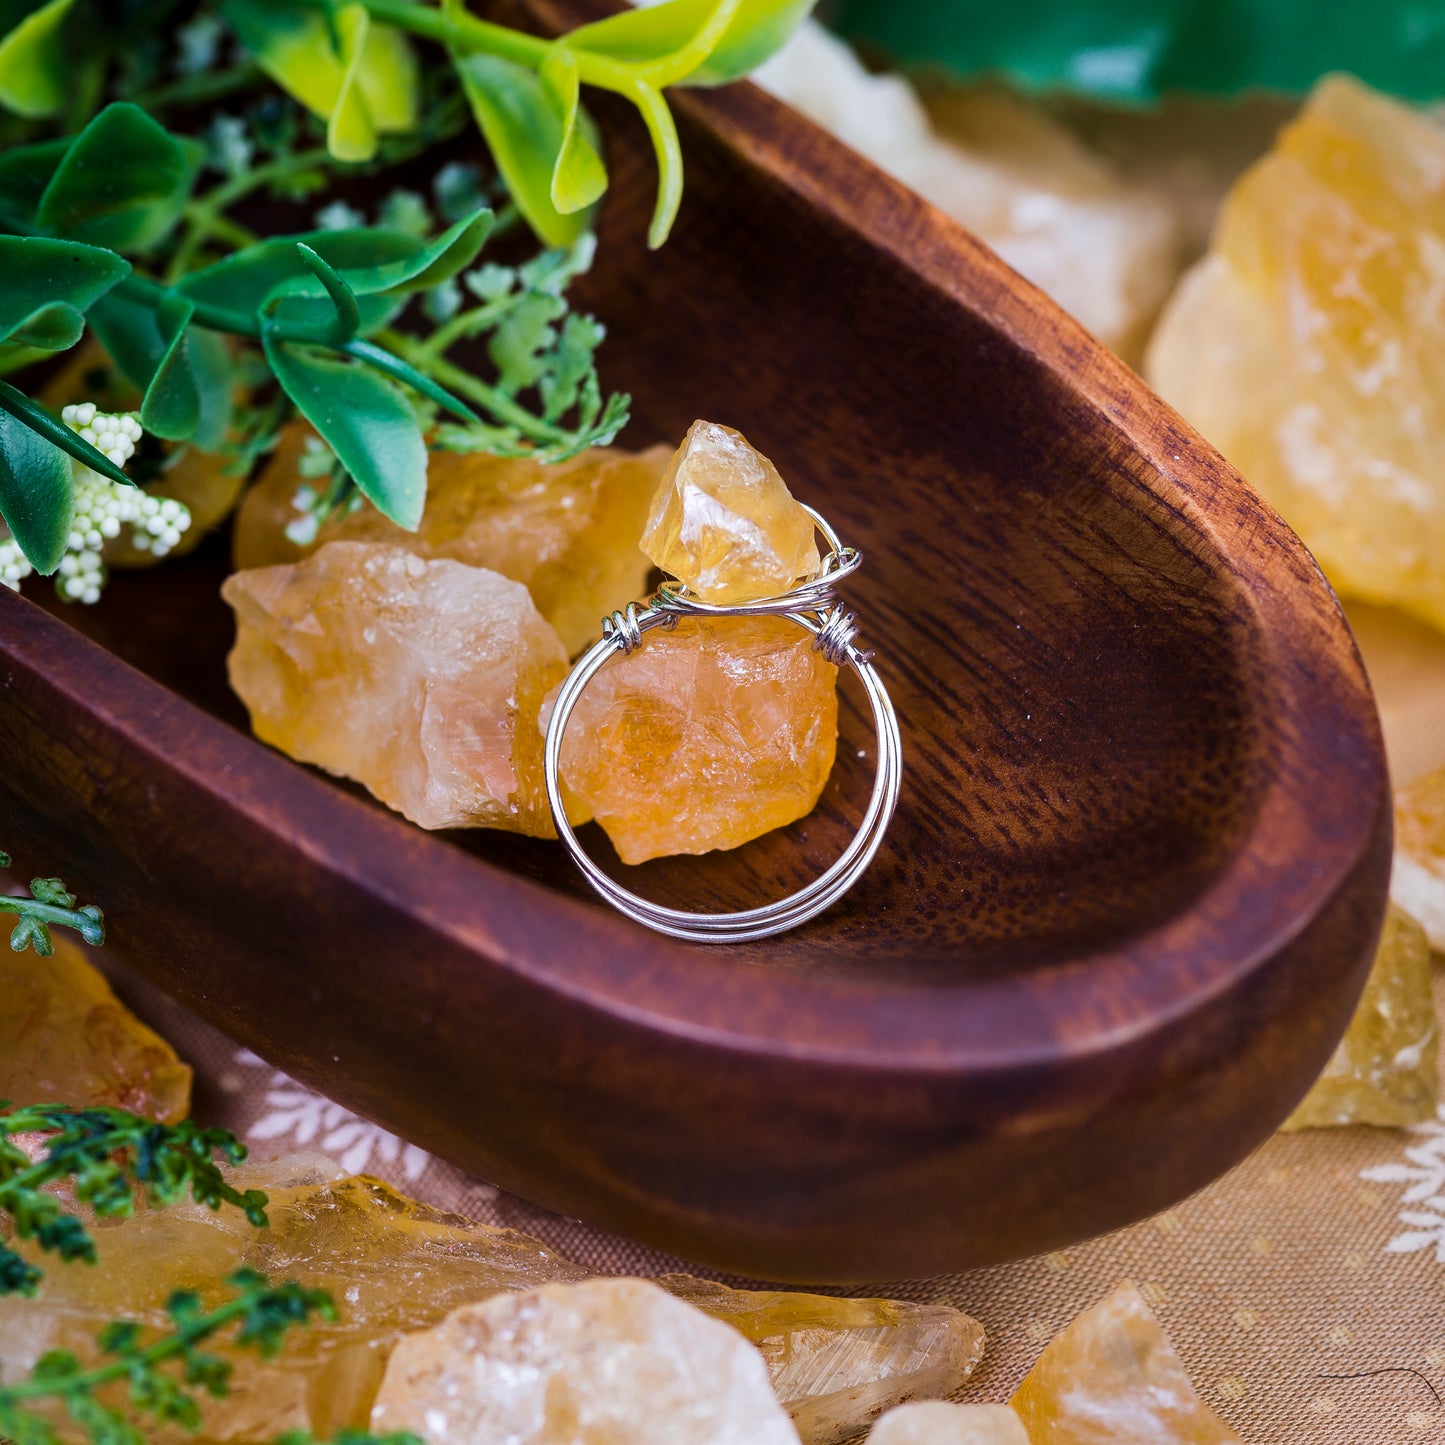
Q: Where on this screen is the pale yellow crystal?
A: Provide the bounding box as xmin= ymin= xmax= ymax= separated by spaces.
xmin=553 ymin=615 xmax=839 ymax=864
xmin=1146 ymin=75 xmax=1445 ymax=634
xmin=1011 ymin=1281 xmax=1241 ymax=1445
xmin=233 ymin=424 xmax=670 ymax=654
xmin=640 ymin=420 xmax=820 ymax=603
xmin=224 ymin=541 xmax=569 ymax=834
xmin=371 ymin=1278 xmax=803 ymax=1444
xmin=0 ymin=1157 xmax=985 ymax=1445
xmin=0 ymin=934 xmax=190 ymax=1120
xmin=868 ymin=1402 xmax=1029 ymax=1445
xmin=1282 ymin=903 xmax=1438 ymax=1130
xmin=660 ymin=1275 xmax=984 ymax=1445
xmin=1394 ymin=762 xmax=1445 ymax=950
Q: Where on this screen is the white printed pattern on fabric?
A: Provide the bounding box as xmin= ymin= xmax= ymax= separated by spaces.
xmin=234 ymin=1049 xmax=432 ymax=1182
xmin=1363 ymin=1106 xmax=1445 ymax=1259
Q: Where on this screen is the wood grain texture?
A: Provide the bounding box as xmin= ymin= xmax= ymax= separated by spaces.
xmin=0 ymin=1 xmax=1391 ymax=1281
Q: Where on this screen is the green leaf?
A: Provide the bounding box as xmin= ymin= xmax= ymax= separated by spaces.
xmin=564 ymin=0 xmax=737 ymax=84
xmin=218 ymin=0 xmax=347 ymax=118
xmin=0 ymin=398 xmax=71 ymax=573
xmin=177 ymin=228 xmax=421 ymax=323
xmin=0 ymin=136 xmax=68 ymax=228
xmin=139 ymin=295 xmax=200 ymax=442
xmin=683 ymin=0 xmax=816 ymax=84
xmin=453 ymin=51 xmax=592 ymax=249
xmin=219 ymin=0 xmax=416 ymax=137
xmin=0 ymin=0 xmax=76 ymax=119
xmin=539 ymin=48 xmax=609 ymax=215
xmin=263 ymin=332 xmax=427 ymax=529
xmin=37 ymin=104 xmax=200 ymax=252
xmin=831 ymin=0 xmax=1445 ymax=104
xmin=627 ymin=81 xmax=684 ymax=248
xmin=293 ymin=243 xmax=361 ymax=343
xmin=0 ymin=237 xmax=129 ymax=350
xmin=328 ymin=208 xmax=495 ymax=296
xmin=188 ymin=329 xmax=235 ymax=453
xmin=0 ymin=379 xmax=130 ymax=489
xmin=327 ymin=5 xmax=378 ymax=163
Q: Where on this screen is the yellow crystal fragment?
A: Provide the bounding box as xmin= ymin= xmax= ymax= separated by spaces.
xmin=371 ymin=1278 xmax=803 ymax=1445
xmin=224 ymin=541 xmax=569 ymax=834
xmin=868 ymin=1402 xmax=1029 ymax=1445
xmin=0 ymin=1159 xmax=984 ymax=1444
xmin=661 ymin=1275 xmax=985 ymax=1445
xmin=1394 ymin=762 xmax=1445 ymax=949
xmin=233 ymin=424 xmax=670 ymax=654
xmin=0 ymin=934 xmax=190 ymax=1120
xmin=1146 ymin=75 xmax=1445 ymax=633
xmin=553 ymin=615 xmax=839 ymax=864
xmin=1011 ymin=1281 xmax=1241 ymax=1445
xmin=640 ymin=420 xmax=820 ymax=603
xmin=1282 ymin=903 xmax=1437 ymax=1130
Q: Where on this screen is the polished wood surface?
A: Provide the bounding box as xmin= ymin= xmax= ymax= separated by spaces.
xmin=0 ymin=2 xmax=1391 ymax=1281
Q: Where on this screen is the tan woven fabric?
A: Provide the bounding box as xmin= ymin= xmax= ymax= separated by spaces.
xmin=88 ymin=596 xmax=1445 ymax=1445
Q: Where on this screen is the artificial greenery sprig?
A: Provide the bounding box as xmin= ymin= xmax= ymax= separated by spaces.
xmin=0 ymin=1104 xmax=269 ymax=1298
xmin=0 ymin=853 xmax=104 ymax=955
xmin=0 ymin=1267 xmax=336 ymax=1445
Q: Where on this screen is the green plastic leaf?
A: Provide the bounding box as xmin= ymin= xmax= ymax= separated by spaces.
xmin=37 ymin=104 xmax=200 ymax=252
xmin=328 ymin=5 xmax=378 ymax=163
xmin=539 ymin=48 xmax=609 ymax=215
xmin=219 ymin=0 xmax=416 ymax=136
xmin=263 ymin=331 xmax=426 ymax=530
xmin=0 ymin=136 xmax=67 ymax=227
xmin=355 ymin=15 xmax=419 ymax=132
xmin=188 ymin=328 xmax=234 ymax=452
xmin=329 ymin=208 xmax=495 ymax=295
xmin=0 ymin=236 xmax=129 ymax=349
xmin=219 ymin=0 xmax=346 ymax=117
xmin=139 ymin=295 xmax=200 ymax=442
xmin=628 ymin=81 xmax=684 ymax=248
xmin=563 ymin=0 xmax=812 ymax=87
xmin=831 ymin=0 xmax=1445 ymax=105
xmin=294 ymin=243 xmax=361 ymax=343
xmin=0 ymin=394 xmax=72 ymax=572
xmin=0 ymin=0 xmax=75 ymax=119
xmin=454 ymin=51 xmax=592 ymax=249
xmin=0 ymin=379 xmax=130 ymax=488
xmin=685 ymin=0 xmax=815 ymax=85
xmin=177 ymin=228 xmax=422 ymax=321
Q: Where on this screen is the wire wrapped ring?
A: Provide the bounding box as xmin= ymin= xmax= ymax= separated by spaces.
xmin=543 ymin=507 xmax=902 ymax=943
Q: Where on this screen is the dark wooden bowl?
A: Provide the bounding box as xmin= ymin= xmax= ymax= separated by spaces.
xmin=0 ymin=2 xmax=1390 ymax=1283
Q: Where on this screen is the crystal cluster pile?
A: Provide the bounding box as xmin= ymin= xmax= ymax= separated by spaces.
xmin=1283 ymin=902 xmax=1438 ymax=1130
xmin=0 ymin=1157 xmax=985 ymax=1444
xmin=0 ymin=935 xmax=190 ymax=1120
xmin=233 ymin=425 xmax=670 ymax=655
xmin=1394 ymin=762 xmax=1445 ymax=949
xmin=224 ymin=542 xmax=570 ymax=833
xmin=1147 ymin=75 xmax=1445 ymax=633
xmin=1011 ymin=1282 xmax=1242 ymax=1444
xmin=227 ymin=421 xmax=841 ymax=859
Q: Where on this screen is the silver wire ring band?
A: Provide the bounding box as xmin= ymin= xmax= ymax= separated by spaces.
xmin=543 ymin=508 xmax=903 ymax=943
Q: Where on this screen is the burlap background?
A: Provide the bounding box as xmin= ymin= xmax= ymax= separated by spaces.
xmin=68 ymin=594 xmax=1445 ymax=1445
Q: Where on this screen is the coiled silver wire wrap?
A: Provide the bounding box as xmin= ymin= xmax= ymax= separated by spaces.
xmin=543 ymin=506 xmax=902 ymax=943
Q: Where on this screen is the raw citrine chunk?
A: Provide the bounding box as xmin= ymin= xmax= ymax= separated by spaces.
xmin=1011 ymin=1281 xmax=1241 ymax=1445
xmin=223 ymin=541 xmax=568 ymax=834
xmin=1282 ymin=903 xmax=1437 ymax=1130
xmin=640 ymin=420 xmax=820 ymax=603
xmin=0 ymin=1158 xmax=984 ymax=1444
xmin=660 ymin=1275 xmax=985 ymax=1445
xmin=553 ymin=615 xmax=839 ymax=864
xmin=233 ymin=425 xmax=670 ymax=655
xmin=1394 ymin=762 xmax=1445 ymax=949
xmin=0 ymin=934 xmax=190 ymax=1121
xmin=868 ymin=1402 xmax=1029 ymax=1444
xmin=371 ymin=1278 xmax=804 ymax=1444
xmin=1146 ymin=75 xmax=1445 ymax=634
